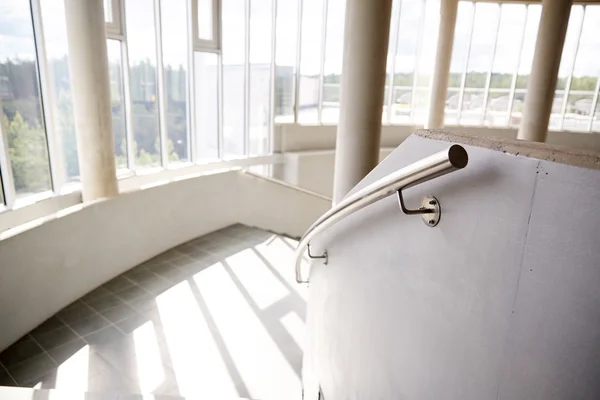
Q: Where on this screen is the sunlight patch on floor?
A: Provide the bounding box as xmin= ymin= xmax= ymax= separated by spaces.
xmin=156 ymin=280 xmax=238 ymax=398
xmin=194 ymin=262 xmax=301 ymax=400
xmin=54 ymin=345 xmax=89 ymax=393
xmin=133 ymin=321 xmax=164 ymax=393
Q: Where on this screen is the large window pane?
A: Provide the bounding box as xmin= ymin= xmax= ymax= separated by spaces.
xmin=222 ymin=0 xmax=245 ymax=157
xmin=549 ymin=6 xmax=584 ymax=130
xmin=445 ymin=1 xmax=474 ymax=125
xmin=485 ymin=4 xmax=526 ymax=127
xmin=161 ymin=0 xmax=189 ymax=163
xmin=40 ymin=0 xmax=79 ymax=182
xmin=460 ymin=3 xmax=500 ymax=126
xmin=298 ymin=0 xmax=324 ymax=123
xmin=592 ymin=94 xmax=600 ymax=132
xmin=390 ymin=0 xmax=423 ymax=124
xmin=249 ymin=0 xmax=272 ymax=155
xmin=107 ymin=40 xmax=127 ymax=169
xmin=0 ymin=0 xmax=52 ymax=197
xmin=274 ymin=0 xmax=298 ymax=122
xmin=562 ymin=6 xmax=600 ymax=132
xmin=510 ymin=5 xmax=541 ymax=127
xmin=413 ymin=0 xmax=440 ymax=124
xmin=126 ymin=0 xmax=160 ymax=168
xmin=194 ymin=52 xmax=219 ymax=160
xmin=322 ymin=0 xmax=346 ymax=124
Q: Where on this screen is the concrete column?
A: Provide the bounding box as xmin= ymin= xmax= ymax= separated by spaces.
xmin=332 ymin=0 xmax=393 ymax=204
xmin=64 ymin=0 xmax=119 ymax=201
xmin=426 ymin=0 xmax=458 ymax=129
xmin=517 ymin=0 xmax=572 ymax=142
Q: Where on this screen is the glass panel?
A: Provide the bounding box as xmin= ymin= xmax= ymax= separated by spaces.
xmin=0 ymin=0 xmax=52 ymax=197
xmin=486 ymin=4 xmax=526 ymax=127
xmin=321 ymin=0 xmax=346 ymax=124
xmin=460 ymin=2 xmax=499 ymax=125
xmin=384 ymin=0 xmax=401 ymax=122
xmin=445 ymin=1 xmax=474 ymax=125
xmin=161 ymin=0 xmax=189 ymax=163
xmin=562 ymin=6 xmax=600 ymax=132
xmin=413 ymin=0 xmax=440 ymax=124
xmin=126 ymin=0 xmax=161 ymax=168
xmin=390 ymin=0 xmax=424 ymax=124
xmin=40 ymin=0 xmax=80 ymax=182
xmin=549 ymin=6 xmax=584 ymax=130
xmin=198 ymin=0 xmax=214 ymax=41
xmin=249 ymin=0 xmax=272 ymax=155
xmin=222 ymin=0 xmax=245 ymax=157
xmin=298 ymin=0 xmax=323 ymax=123
xmin=104 ymin=0 xmax=113 ymax=23
xmin=194 ymin=52 xmax=219 ymax=160
xmin=592 ymin=95 xmax=600 ymax=132
xmin=460 ymin=89 xmax=485 ymax=126
xmin=107 ymin=40 xmax=127 ymax=169
xmin=510 ymin=5 xmax=541 ymax=127
xmin=274 ymin=0 xmax=298 ymax=122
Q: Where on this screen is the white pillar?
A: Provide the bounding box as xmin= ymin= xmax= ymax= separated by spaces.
xmin=332 ymin=0 xmax=393 ymax=204
xmin=426 ymin=0 xmax=458 ymax=129
xmin=517 ymin=0 xmax=572 ymax=142
xmin=64 ymin=0 xmax=119 ymax=201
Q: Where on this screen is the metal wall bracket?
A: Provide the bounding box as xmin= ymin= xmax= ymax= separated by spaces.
xmin=307 ymin=244 xmax=328 ymax=265
xmin=397 ymin=190 xmax=441 ymax=227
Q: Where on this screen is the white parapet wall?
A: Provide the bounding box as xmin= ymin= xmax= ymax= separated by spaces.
xmin=302 ymin=130 xmax=600 ymax=399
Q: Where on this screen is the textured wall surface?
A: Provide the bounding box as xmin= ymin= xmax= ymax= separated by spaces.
xmin=302 ymin=132 xmax=600 ymax=399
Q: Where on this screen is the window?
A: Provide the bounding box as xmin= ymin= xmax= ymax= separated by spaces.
xmin=561 ymin=6 xmax=600 ymax=132
xmin=274 ymin=0 xmax=299 ymax=123
xmin=297 ymin=0 xmax=325 ymax=123
xmin=249 ymin=0 xmax=274 ymax=155
xmin=0 ymin=0 xmax=52 ymax=198
xmin=40 ymin=0 xmax=80 ymax=182
xmin=509 ymin=5 xmax=541 ymax=127
xmin=194 ymin=52 xmax=219 ymax=160
xmin=161 ymin=0 xmax=190 ymax=163
xmin=222 ymin=0 xmax=246 ymax=157
xmin=322 ymin=0 xmax=346 ymax=124
xmin=194 ymin=0 xmax=219 ymax=47
xmin=125 ymin=0 xmax=161 ymax=168
xmin=484 ymin=4 xmax=527 ymax=127
xmin=390 ymin=0 xmax=424 ymax=125
xmin=107 ymin=39 xmax=128 ymax=169
xmin=460 ymin=3 xmax=500 ymax=126
xmin=445 ymin=1 xmax=474 ymax=125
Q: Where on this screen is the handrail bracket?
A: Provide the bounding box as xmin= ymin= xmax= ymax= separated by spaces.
xmin=397 ymin=190 xmax=441 ymax=227
xmin=307 ymin=244 xmax=328 ymax=265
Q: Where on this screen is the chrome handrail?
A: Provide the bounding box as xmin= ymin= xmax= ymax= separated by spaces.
xmin=295 ymin=145 xmax=469 ymax=283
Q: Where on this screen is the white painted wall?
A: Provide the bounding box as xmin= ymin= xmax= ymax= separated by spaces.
xmin=273 ymin=124 xmax=600 ymax=197
xmin=302 ymin=133 xmax=600 ymax=399
xmin=0 ymin=170 xmax=330 ymax=352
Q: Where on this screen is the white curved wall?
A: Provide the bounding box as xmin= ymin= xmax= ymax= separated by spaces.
xmin=302 ymin=132 xmax=600 ymax=399
xmin=0 ymin=170 xmax=330 ymax=352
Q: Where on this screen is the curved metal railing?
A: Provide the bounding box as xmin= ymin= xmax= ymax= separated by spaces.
xmin=295 ymin=145 xmax=469 ymax=283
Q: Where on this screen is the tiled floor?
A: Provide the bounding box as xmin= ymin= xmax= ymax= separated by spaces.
xmin=0 ymin=225 xmax=306 ymax=399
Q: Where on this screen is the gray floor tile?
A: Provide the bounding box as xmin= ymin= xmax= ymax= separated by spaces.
xmin=46 ymin=337 xmax=86 ymax=365
xmin=82 ymin=286 xmax=113 ymax=302
xmin=101 ymin=303 xmax=138 ymax=324
xmin=31 ymin=325 xmax=79 ymax=352
xmin=7 ymin=353 xmax=57 ymax=386
xmin=137 ymin=276 xmax=173 ymax=295
xmin=0 ymin=368 xmax=16 ymax=386
xmin=85 ymin=293 xmax=125 ymax=313
xmin=30 ymin=317 xmax=65 ymax=337
xmin=0 ymin=336 xmax=44 ymax=369
xmin=67 ymin=314 xmax=111 ymax=337
xmin=146 ymin=262 xmax=178 ymax=276
xmin=126 ymin=268 xmax=160 ymax=285
xmin=103 ymin=276 xmax=136 ymax=293
xmin=115 ymin=284 xmax=150 ymax=302
xmin=125 ymin=293 xmax=159 ymax=313
xmin=115 ymin=313 xmax=152 ymax=334
xmin=84 ymin=326 xmax=125 ymax=346
xmin=57 ymin=301 xmax=95 ymax=324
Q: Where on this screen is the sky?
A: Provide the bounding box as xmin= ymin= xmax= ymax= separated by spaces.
xmin=1 ymin=0 xmax=600 ymax=78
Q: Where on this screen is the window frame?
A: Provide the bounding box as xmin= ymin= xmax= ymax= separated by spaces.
xmin=105 ymin=0 xmax=124 ymax=38
xmin=192 ymin=0 xmax=222 ymax=51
